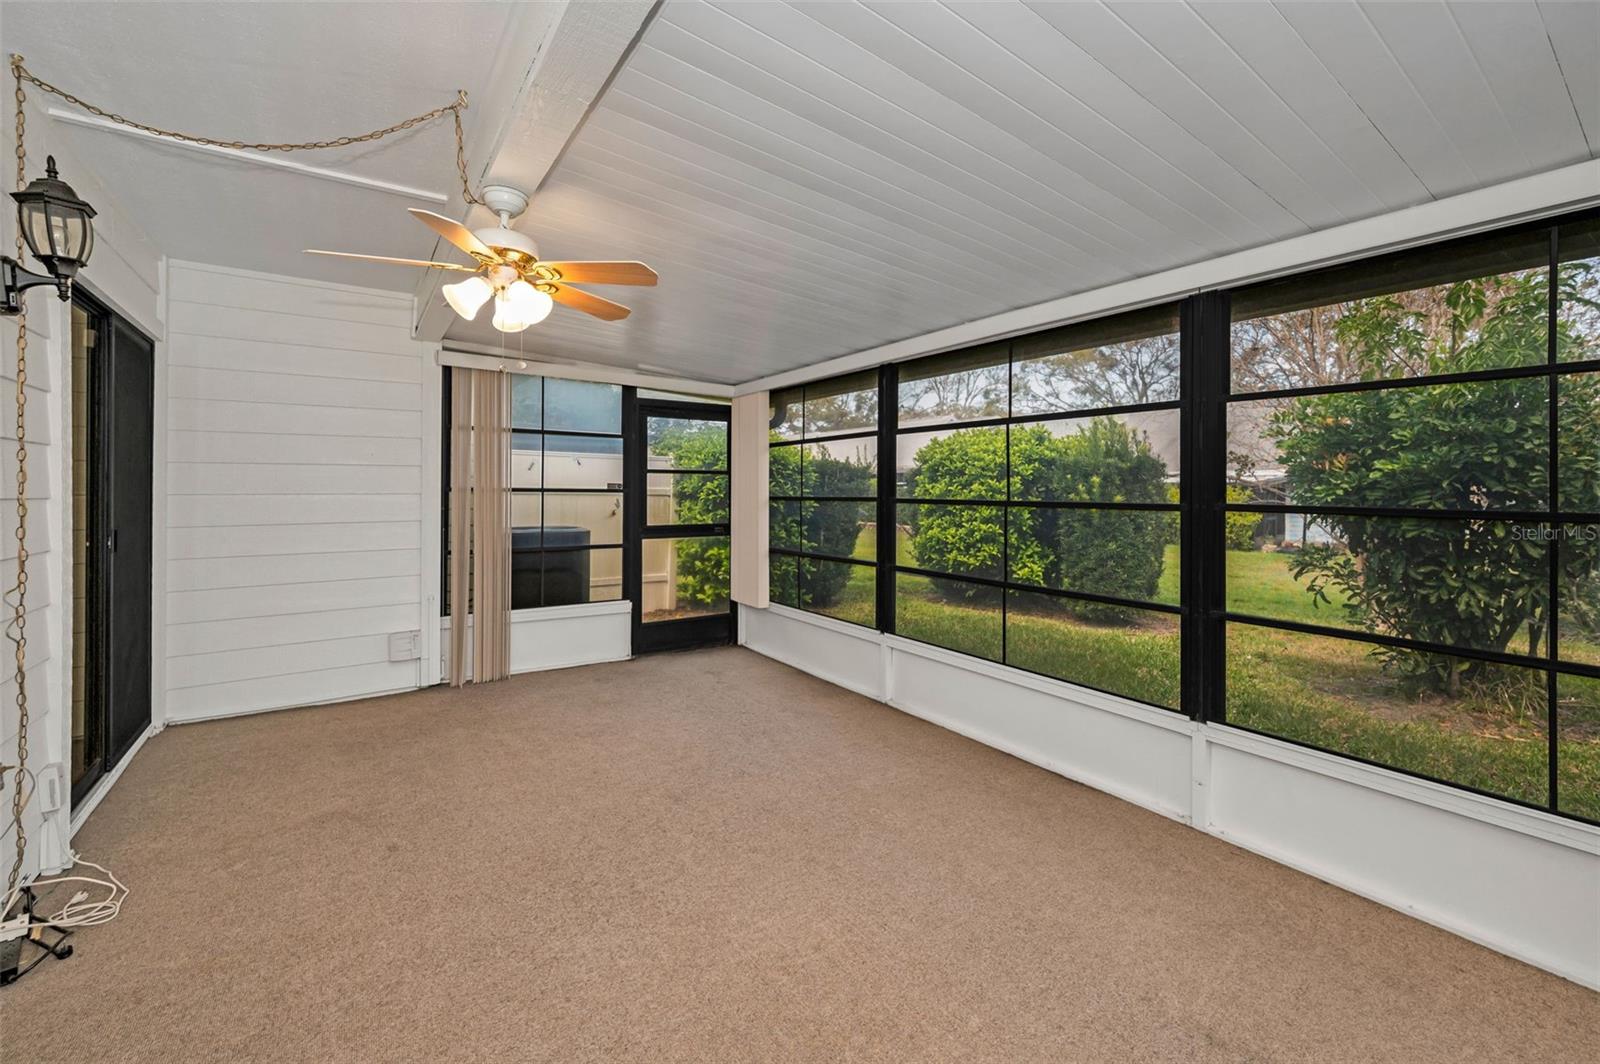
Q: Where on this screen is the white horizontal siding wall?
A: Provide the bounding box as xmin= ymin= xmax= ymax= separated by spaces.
xmin=0 ymin=290 xmax=63 ymax=882
xmin=163 ymin=262 xmax=434 ymax=722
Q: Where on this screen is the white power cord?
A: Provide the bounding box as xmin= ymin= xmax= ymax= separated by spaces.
xmin=1 ymin=853 xmax=127 ymax=932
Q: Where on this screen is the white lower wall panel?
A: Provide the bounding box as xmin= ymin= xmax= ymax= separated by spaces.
xmin=1205 ymin=739 xmax=1600 ymax=989
xmin=886 ymin=641 xmax=1193 ymax=821
xmin=742 ymin=604 xmax=1600 ymax=990
xmin=741 ymin=605 xmax=883 ymax=699
xmin=443 ymin=601 xmax=632 ymax=681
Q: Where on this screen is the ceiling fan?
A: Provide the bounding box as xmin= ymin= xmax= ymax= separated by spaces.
xmin=304 ymin=185 xmax=656 ymax=332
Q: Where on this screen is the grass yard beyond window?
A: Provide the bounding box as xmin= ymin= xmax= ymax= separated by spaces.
xmin=805 ymin=532 xmax=1599 ymax=821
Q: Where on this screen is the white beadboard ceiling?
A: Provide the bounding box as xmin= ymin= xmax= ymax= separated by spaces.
xmin=449 ymin=0 xmax=1600 ymax=383
xmin=0 ymin=1 xmax=544 ymax=290
xmin=6 ymin=1 xmax=1598 ymax=385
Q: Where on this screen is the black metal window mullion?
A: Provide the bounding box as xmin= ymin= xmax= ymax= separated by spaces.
xmin=896 ymin=397 xmax=1178 ymax=436
xmin=540 ymin=378 xmax=547 ymax=607
xmin=1002 ymin=347 xmax=1012 ymax=667
xmin=1547 ymin=224 xmax=1561 ymax=811
xmin=1231 ymin=355 xmax=1600 ymax=403
xmin=1186 ymin=291 xmax=1230 ymax=724
xmin=441 ymin=366 xmax=452 ymax=615
xmin=877 ymin=362 xmax=897 ymax=634
xmin=771 ymin=545 xmax=875 ymax=567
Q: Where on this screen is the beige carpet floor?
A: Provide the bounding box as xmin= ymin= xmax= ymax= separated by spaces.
xmin=4 ymin=646 xmax=1595 ymax=1062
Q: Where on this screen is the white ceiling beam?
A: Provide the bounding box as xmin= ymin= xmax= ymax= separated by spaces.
xmin=412 ymin=0 xmax=661 ymax=344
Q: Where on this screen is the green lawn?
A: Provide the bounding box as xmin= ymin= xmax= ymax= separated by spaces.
xmin=788 ymin=530 xmax=1599 ymax=821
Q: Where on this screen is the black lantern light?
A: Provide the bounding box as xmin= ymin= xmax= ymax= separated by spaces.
xmin=2 ymin=155 xmax=96 ymax=314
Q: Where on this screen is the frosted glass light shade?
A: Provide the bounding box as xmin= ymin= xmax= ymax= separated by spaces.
xmin=506 ymin=280 xmax=554 ymax=325
xmin=492 ymin=280 xmax=554 ymax=332
xmin=442 ymin=275 xmax=494 ymax=320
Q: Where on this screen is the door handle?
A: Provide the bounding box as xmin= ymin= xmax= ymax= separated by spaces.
xmin=107 ymin=529 xmax=117 ymax=553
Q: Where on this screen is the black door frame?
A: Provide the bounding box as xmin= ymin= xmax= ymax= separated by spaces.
xmin=625 ymin=393 xmax=735 ymax=653
xmin=69 ymin=286 xmax=154 ymax=808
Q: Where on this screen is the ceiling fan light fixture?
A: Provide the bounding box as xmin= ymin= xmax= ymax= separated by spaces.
xmin=311 ymin=205 xmax=646 ymax=325
xmin=491 ymin=279 xmax=553 ymax=333
xmin=491 ymin=280 xmax=553 ymax=333
xmin=442 ymin=274 xmax=494 ymax=320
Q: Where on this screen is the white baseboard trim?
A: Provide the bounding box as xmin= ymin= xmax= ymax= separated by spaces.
xmin=884 ymin=693 xmax=1194 ymax=825
xmin=68 ymin=720 xmax=162 ymax=840
xmin=1205 ymin=813 xmax=1597 ymax=992
xmin=509 ymin=650 xmax=633 ymax=677
xmin=167 ymin=684 xmax=421 ymax=727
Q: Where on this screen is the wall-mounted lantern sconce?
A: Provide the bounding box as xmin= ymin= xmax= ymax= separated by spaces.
xmin=2 ymin=155 xmax=96 ymax=314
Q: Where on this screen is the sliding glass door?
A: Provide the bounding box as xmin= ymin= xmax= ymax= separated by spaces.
xmin=70 ymin=289 xmax=154 ymax=805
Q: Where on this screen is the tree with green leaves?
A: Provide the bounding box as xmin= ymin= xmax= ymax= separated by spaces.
xmin=649 ymin=423 xmax=731 ymax=612
xmin=1271 ymin=265 xmax=1600 ymax=693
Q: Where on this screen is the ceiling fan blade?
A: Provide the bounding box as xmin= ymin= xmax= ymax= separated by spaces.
xmin=548 ymin=284 xmax=631 ymax=321
xmin=407 ymin=208 xmax=497 ymax=261
xmin=304 ymin=249 xmax=476 ymax=272
xmin=538 ymin=261 xmax=658 ymax=286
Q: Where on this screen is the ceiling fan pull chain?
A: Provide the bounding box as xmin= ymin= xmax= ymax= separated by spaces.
xmin=8 ymin=56 xmax=484 ymax=206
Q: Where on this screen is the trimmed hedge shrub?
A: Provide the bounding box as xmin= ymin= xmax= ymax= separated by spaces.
xmin=906 ymin=418 xmax=1170 ymax=621
xmin=769 ymin=441 xmax=873 ymax=606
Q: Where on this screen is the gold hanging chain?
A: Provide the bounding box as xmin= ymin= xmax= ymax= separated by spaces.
xmin=9 ymin=56 xmax=484 ymax=207
xmin=6 ymin=56 xmax=29 ymax=901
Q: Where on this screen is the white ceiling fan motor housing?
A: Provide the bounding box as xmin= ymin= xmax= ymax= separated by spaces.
xmin=481 ymin=184 xmax=529 ymax=220
xmin=475 ymin=225 xmax=540 ymax=262
xmin=476 ymin=183 xmax=539 ymax=261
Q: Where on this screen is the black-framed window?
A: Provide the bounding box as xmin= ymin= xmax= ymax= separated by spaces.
xmin=766 ymin=207 xmax=1600 ymax=826
xmin=509 ymin=375 xmax=625 ymax=610
xmin=1217 ymin=215 xmax=1600 ymax=820
xmin=768 ymin=370 xmax=879 ymax=627
xmin=892 ymin=305 xmax=1183 ymax=710
xmin=442 ymin=368 xmax=626 ymax=613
